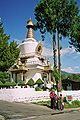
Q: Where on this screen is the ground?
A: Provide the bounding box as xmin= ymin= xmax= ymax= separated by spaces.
xmin=0 ymin=100 xmax=80 ymax=120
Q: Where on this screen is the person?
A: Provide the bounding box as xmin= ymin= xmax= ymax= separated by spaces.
xmin=59 ymin=94 xmax=64 ymax=110
xmin=54 ymin=93 xmax=59 ymax=110
xmin=49 ymin=90 xmax=54 ymax=109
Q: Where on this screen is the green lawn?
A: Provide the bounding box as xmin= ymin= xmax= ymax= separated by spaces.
xmin=33 ymin=100 xmax=80 ymax=109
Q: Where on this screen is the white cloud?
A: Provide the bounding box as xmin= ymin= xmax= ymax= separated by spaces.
xmin=60 ymin=47 xmax=80 ymax=57
xmin=42 ymin=47 xmax=53 ymax=57
xmin=60 ymin=47 xmax=76 ymax=57
xmin=61 ymin=66 xmax=80 ymax=73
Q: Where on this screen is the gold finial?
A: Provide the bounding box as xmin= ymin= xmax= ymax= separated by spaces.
xmin=26 ymin=18 xmax=34 ymax=38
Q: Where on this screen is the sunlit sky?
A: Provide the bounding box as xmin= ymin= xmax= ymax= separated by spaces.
xmin=0 ymin=0 xmax=80 ymax=73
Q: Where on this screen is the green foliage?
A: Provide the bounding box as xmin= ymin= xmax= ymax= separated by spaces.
xmin=34 ymin=0 xmax=79 ymax=36
xmin=18 ymin=80 xmax=25 ymax=86
xmin=67 ymin=74 xmax=80 ymax=82
xmin=69 ymin=16 xmax=80 ymax=52
xmin=65 ymin=100 xmax=80 ymax=108
xmin=0 ymin=71 xmax=9 ymax=83
xmin=35 ymin=78 xmax=44 ymax=87
xmin=27 ymin=78 xmax=34 ymax=87
xmin=34 ymin=100 xmax=80 ymax=109
xmin=11 ymin=81 xmax=16 ymax=87
xmin=0 ymin=21 xmax=20 ymax=72
xmin=34 ymin=0 xmax=80 ymax=65
xmin=9 ymin=41 xmax=20 ymax=67
xmin=61 ymin=72 xmax=67 ymax=80
xmin=4 ymin=81 xmax=11 ymax=87
xmin=72 ymin=100 xmax=80 ymax=106
xmin=0 ymin=81 xmax=3 ymax=87
xmin=35 ymin=87 xmax=43 ymax=91
xmin=52 ymin=69 xmax=60 ymax=82
xmin=34 ymin=100 xmax=51 ymax=108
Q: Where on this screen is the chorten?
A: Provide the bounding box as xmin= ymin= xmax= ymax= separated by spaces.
xmin=9 ymin=19 xmax=52 ymax=87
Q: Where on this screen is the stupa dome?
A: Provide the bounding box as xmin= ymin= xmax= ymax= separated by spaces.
xmin=19 ymin=19 xmax=42 ymax=57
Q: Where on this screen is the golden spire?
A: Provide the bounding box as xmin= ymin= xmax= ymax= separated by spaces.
xmin=26 ymin=18 xmax=34 ymax=38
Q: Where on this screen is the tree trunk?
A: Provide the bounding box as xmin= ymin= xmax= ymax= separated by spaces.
xmin=58 ymin=32 xmax=62 ymax=92
xmin=53 ymin=31 xmax=57 ymax=69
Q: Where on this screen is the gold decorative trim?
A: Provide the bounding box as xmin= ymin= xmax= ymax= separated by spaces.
xmin=35 ymin=42 xmax=42 ymax=55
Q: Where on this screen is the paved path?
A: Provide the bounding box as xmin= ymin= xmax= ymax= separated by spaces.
xmin=0 ymin=100 xmax=53 ymax=120
xmin=0 ymin=100 xmax=80 ymax=120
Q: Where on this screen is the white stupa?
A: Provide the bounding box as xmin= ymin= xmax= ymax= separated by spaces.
xmin=9 ymin=19 xmax=52 ymax=85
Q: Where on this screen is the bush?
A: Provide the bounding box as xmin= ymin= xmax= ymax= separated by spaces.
xmin=64 ymin=100 xmax=80 ymax=108
xmin=35 ymin=87 xmax=43 ymax=91
xmin=35 ymin=78 xmax=44 ymax=87
xmin=72 ymin=100 xmax=80 ymax=106
xmin=18 ymin=80 xmax=25 ymax=86
xmin=11 ymin=81 xmax=16 ymax=87
xmin=4 ymin=81 xmax=11 ymax=88
xmin=27 ymin=78 xmax=34 ymax=87
xmin=0 ymin=81 xmax=4 ymax=87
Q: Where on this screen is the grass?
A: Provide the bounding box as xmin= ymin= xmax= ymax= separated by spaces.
xmin=33 ymin=100 xmax=80 ymax=109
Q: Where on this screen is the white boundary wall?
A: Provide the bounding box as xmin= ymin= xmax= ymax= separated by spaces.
xmin=61 ymin=90 xmax=80 ymax=101
xmin=0 ymin=88 xmax=50 ymax=102
xmin=0 ymin=88 xmax=80 ymax=103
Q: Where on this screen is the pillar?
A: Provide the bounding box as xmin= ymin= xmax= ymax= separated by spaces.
xmin=20 ymin=72 xmax=23 ymax=81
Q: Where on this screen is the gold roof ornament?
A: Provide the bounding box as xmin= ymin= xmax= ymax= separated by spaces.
xmin=26 ymin=18 xmax=34 ymax=38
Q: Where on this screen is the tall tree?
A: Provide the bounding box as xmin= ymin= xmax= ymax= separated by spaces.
xmin=0 ymin=21 xmax=20 ymax=72
xmin=34 ymin=0 xmax=79 ymax=92
xmin=69 ymin=15 xmax=80 ymax=52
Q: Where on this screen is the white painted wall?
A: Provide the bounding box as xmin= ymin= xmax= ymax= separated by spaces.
xmin=25 ymin=69 xmax=42 ymax=83
xmin=0 ymin=89 xmax=80 ymax=103
xmin=0 ymin=88 xmax=50 ymax=103
xmin=61 ymin=90 xmax=80 ymax=101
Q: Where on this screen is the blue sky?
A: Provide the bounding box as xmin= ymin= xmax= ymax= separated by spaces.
xmin=0 ymin=0 xmax=80 ymax=73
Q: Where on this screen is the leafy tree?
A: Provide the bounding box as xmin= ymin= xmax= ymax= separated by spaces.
xmin=69 ymin=15 xmax=80 ymax=52
xmin=67 ymin=74 xmax=80 ymax=81
xmin=9 ymin=41 xmax=20 ymax=67
xmin=34 ymin=0 xmax=79 ymax=92
xmin=52 ymin=69 xmax=61 ymax=92
xmin=0 ymin=21 xmax=20 ymax=72
xmin=0 ymin=71 xmax=9 ymax=83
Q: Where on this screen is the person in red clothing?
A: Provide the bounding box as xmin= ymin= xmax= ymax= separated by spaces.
xmin=50 ymin=90 xmax=54 ymax=109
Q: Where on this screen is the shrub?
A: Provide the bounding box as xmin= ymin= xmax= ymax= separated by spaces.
xmin=35 ymin=87 xmax=43 ymax=91
xmin=4 ymin=81 xmax=11 ymax=88
xmin=11 ymin=81 xmax=16 ymax=87
xmin=72 ymin=100 xmax=80 ymax=106
xmin=35 ymin=78 xmax=44 ymax=87
xmin=18 ymin=80 xmax=25 ymax=87
xmin=0 ymin=81 xmax=4 ymax=87
xmin=27 ymin=78 xmax=34 ymax=87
